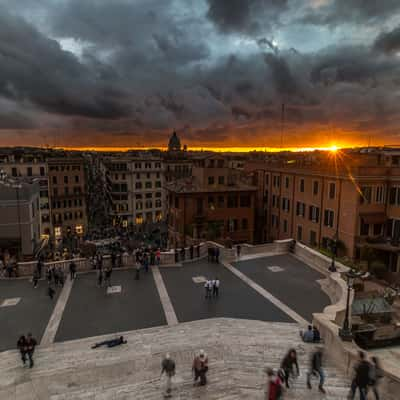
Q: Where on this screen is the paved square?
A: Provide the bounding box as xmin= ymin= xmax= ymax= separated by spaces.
xmin=0 ymin=279 xmax=60 ymax=351
xmin=55 ymin=269 xmax=166 ymax=342
xmin=160 ymin=260 xmax=293 ymax=323
xmin=233 ymin=254 xmax=330 ymax=321
xmin=192 ymin=276 xmax=206 ymax=283
xmin=267 ymin=266 xmax=284 ymax=273
xmin=106 ymin=285 xmax=122 ymax=294
xmin=0 ymin=298 xmax=21 ymax=307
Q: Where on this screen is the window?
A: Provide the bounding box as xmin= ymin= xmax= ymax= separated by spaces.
xmin=360 ymin=186 xmax=371 ymax=204
xmin=27 ymin=167 xmax=32 ymax=176
xmin=145 ymin=181 xmax=152 ymax=189
xmin=309 ymin=205 xmax=320 ymax=223
xmin=218 ymin=196 xmax=224 ymax=207
xmin=296 ymin=202 xmax=305 ymax=217
xmin=145 ymin=200 xmax=153 ymax=209
xmin=11 ymin=167 xmax=17 ymax=177
xmin=156 ymin=172 xmax=160 ymax=179
xmin=285 ymin=177 xmax=290 ymax=188
xmin=324 ymin=209 xmax=334 ymax=228
xmin=40 ymin=167 xmax=45 ymax=176
xmin=155 ymin=192 xmax=162 ymax=198
xmin=329 ymin=182 xmax=336 ymax=199
xmin=136 ymin=194 xmax=142 ymax=200
xmin=240 ymin=195 xmax=251 ymax=207
xmin=146 ymin=173 xmax=151 ymax=179
xmin=174 ymin=197 xmax=179 ymax=208
xmin=136 ymin=213 xmax=143 ymax=224
xmin=122 ymin=174 xmax=126 ymax=180
xmin=217 ymin=159 xmax=224 ymax=168
xmin=75 ymin=176 xmax=79 ymax=183
xmin=300 ymin=179 xmax=305 ymax=193
xmin=265 ymin=175 xmax=269 ymax=185
xmin=297 ymin=225 xmax=303 ymax=241
xmin=310 ymin=230 xmax=317 ymax=247
xmin=313 ymin=181 xmax=319 ymax=195
xmin=375 ymin=186 xmax=384 ymax=203
xmin=155 ymin=181 xmax=161 ymax=188
xmin=64 ymin=187 xmax=69 ymax=195
xmin=52 ymin=176 xmax=57 ymax=184
xmin=282 ymin=198 xmax=290 ymax=212
xmin=242 ymin=218 xmax=248 ymax=230
xmin=227 ymin=195 xmax=238 ymax=208
xmin=54 ymin=227 xmax=62 ymax=238
xmin=155 ymin=199 xmax=162 ymax=208
xmin=218 ymin=176 xmax=225 ymax=185
xmin=273 ymin=175 xmax=280 ymax=188
xmin=373 ymin=224 xmax=382 ymax=236
xmin=75 ymin=225 xmax=83 ymax=235
xmin=145 ymin=193 xmax=152 ymax=199
xmin=283 ymin=219 xmax=288 ymax=233
xmin=360 ymin=219 xmax=369 ymax=236
xmin=115 ymin=174 xmax=119 ymax=180
xmin=155 ymin=162 xmax=161 ymax=169
xmin=145 ymin=162 xmax=151 ymax=169
xmin=197 ymin=198 xmax=203 ymax=214
xmin=64 ymin=176 xmax=68 ymax=184
xmin=135 ymin=182 xmax=142 ymax=189
xmin=136 ymin=202 xmax=143 ymax=210
xmin=53 ymin=188 xmax=58 ymax=196
xmin=208 ymin=176 xmax=215 ymax=185
xmin=272 ymin=195 xmax=276 ymax=207
xmin=136 ymin=173 xmax=141 ymax=179
xmin=208 ymin=196 xmax=215 ymax=207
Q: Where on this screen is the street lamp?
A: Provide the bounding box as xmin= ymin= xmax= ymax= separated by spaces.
xmin=339 ymin=269 xmax=360 ymax=341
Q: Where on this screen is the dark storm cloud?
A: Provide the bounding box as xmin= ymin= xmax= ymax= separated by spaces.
xmin=0 ymin=10 xmax=130 ymax=119
xmin=300 ymin=0 xmax=400 ymax=27
xmin=374 ymin=26 xmax=400 ymax=55
xmin=0 ymin=111 xmax=36 ymax=129
xmin=206 ymin=0 xmax=288 ymax=35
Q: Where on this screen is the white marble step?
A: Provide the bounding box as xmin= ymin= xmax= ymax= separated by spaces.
xmin=0 ymin=319 xmax=350 ymax=400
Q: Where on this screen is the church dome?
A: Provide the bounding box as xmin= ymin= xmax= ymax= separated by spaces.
xmin=168 ymin=131 xmax=181 ymax=152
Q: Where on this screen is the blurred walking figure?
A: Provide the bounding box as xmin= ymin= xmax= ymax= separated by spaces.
xmin=46 ymin=266 xmax=53 ymax=285
xmin=265 ymin=368 xmax=283 ymax=400
xmin=47 ymin=285 xmax=56 ymax=300
xmin=69 ymin=261 xmax=77 ymax=280
xmin=97 ymin=268 xmax=103 ymax=287
xmin=349 ymin=351 xmax=370 ymax=400
xmin=190 ymin=244 xmax=194 ymax=260
xmin=204 ymin=280 xmax=212 ymax=299
xmin=192 ymin=350 xmax=208 ymax=386
xmin=280 ymin=349 xmax=299 ymax=389
xmin=215 ymin=247 xmax=220 ymax=263
xmin=236 ymin=245 xmax=241 ymax=258
xmin=307 ymin=346 xmax=326 ymax=393
xmin=369 ymin=357 xmax=383 ymax=400
xmin=104 ymin=266 xmax=112 ymax=287
xmin=156 ymin=249 xmax=161 ymax=265
xmin=161 ymin=353 xmax=176 ymax=398
xmin=135 ymin=261 xmax=141 ymax=280
xmin=213 ymin=278 xmax=220 ymax=297
xmin=17 ymin=335 xmax=27 ymax=366
xmin=32 ymin=269 xmax=39 ymax=288
xmin=25 ymin=333 xmax=37 ymax=368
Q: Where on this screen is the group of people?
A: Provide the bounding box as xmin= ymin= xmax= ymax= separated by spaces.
xmin=300 ymin=324 xmax=321 ymax=343
xmin=204 ymin=278 xmax=220 ymax=299
xmin=17 ymin=333 xmax=37 ymax=368
xmin=207 ymin=247 xmax=220 ymax=263
xmin=174 ymin=244 xmax=201 ymax=263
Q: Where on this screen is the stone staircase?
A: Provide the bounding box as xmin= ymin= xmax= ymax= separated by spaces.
xmin=0 ymin=319 xmax=350 ymax=399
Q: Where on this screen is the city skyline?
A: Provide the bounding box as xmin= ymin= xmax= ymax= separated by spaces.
xmin=0 ymin=1 xmax=400 ymax=148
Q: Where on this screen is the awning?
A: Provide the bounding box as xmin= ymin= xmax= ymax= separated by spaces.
xmin=360 ymin=213 xmax=386 ymax=225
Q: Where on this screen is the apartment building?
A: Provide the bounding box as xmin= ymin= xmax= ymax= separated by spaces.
xmin=0 ymin=178 xmax=41 ymax=258
xmin=48 ymin=158 xmax=87 ymax=241
xmin=104 ymin=154 xmax=165 ymax=227
xmin=166 ymin=154 xmax=256 ymax=247
xmin=246 ymin=148 xmax=400 ymax=273
xmin=0 ymin=155 xmax=52 ymax=239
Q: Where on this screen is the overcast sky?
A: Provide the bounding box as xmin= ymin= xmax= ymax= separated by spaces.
xmin=0 ymin=0 xmax=400 ymax=148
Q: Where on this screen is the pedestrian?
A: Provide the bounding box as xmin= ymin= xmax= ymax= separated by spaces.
xmin=144 ymin=253 xmax=149 ymax=272
xmin=190 ymin=245 xmax=194 ymax=260
xmin=369 ymin=356 xmax=383 ymax=400
xmin=307 ymin=346 xmax=326 ymax=393
xmin=161 ymin=353 xmax=176 ymax=398
xmin=150 ymin=250 xmax=155 ymax=266
xmin=265 ymin=367 xmax=283 ymax=400
xmin=69 ymin=261 xmax=77 ymax=280
xmin=91 ymin=336 xmax=127 ymax=349
xmin=156 ymin=248 xmax=161 ymax=265
xmin=47 ymin=285 xmax=56 ymax=300
xmin=32 ymin=269 xmax=39 ymax=288
xmin=215 ymin=247 xmax=220 ymax=263
xmin=17 ymin=335 xmax=27 ymax=366
xmin=111 ymin=252 xmax=116 ymax=269
xmin=46 ymin=266 xmax=53 ymax=285
xmin=180 ymin=247 xmax=185 ymax=261
xmin=213 ymin=277 xmax=220 ymax=297
xmin=349 ymin=351 xmax=370 ymax=400
xmin=301 ymin=325 xmax=314 ymax=342
xmin=210 ymin=247 xmax=215 ymax=262
xmin=104 ymin=267 xmax=112 ymax=287
xmin=236 ymin=244 xmax=241 ymax=258
xmin=280 ymin=349 xmax=299 ymax=389
xmin=174 ymin=248 xmax=178 ymax=263
xmin=53 ymin=267 xmax=60 ymax=286
xmin=135 ymin=261 xmax=140 ymax=280
xmin=313 ymin=326 xmax=321 ymax=343
xmin=97 ymin=268 xmax=103 ymax=287
xmin=37 ymin=259 xmax=43 ymax=279
xmin=204 ymin=280 xmax=211 ymax=299
xmin=192 ymin=350 xmax=208 ymax=386
xmin=58 ymin=267 xmax=65 ymax=287
xmin=25 ymin=333 xmax=37 ymax=368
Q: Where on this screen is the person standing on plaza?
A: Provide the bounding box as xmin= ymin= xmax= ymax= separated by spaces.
xmin=349 ymin=351 xmax=370 ymax=400
xmin=47 ymin=284 xmax=56 ymax=300
xmin=213 ymin=277 xmax=220 ymax=298
xmin=156 ymin=248 xmax=161 ymax=265
xmin=192 ymin=350 xmax=208 ymax=386
xmin=58 ymin=267 xmax=65 ymax=287
xmin=161 ymin=353 xmax=176 ymax=398
xmin=180 ymin=247 xmax=185 ymax=261
xmin=97 ymin=267 xmax=103 ymax=287
xmin=265 ymin=368 xmax=283 ymax=400
xmin=17 ymin=335 xmax=27 ymax=366
xmin=215 ymin=247 xmax=220 ymax=263
xmin=369 ymin=356 xmax=383 ymax=400
xmin=69 ymin=260 xmax=77 ymax=280
xmin=37 ymin=258 xmax=43 ymax=279
xmin=104 ymin=266 xmax=112 ymax=287
xmin=280 ymin=349 xmax=299 ymax=389
xmin=204 ymin=280 xmax=211 ymax=299
xmin=53 ymin=266 xmax=60 ymax=286
xmin=135 ymin=261 xmax=141 ymax=280
xmin=32 ymin=269 xmax=40 ymax=288
xmin=236 ymin=244 xmax=241 ymax=258
xmin=144 ymin=253 xmax=149 ymax=273
xmin=307 ymin=346 xmax=326 ymax=393
xmin=150 ymin=249 xmax=155 ymax=266
xmin=46 ymin=266 xmax=53 ymax=285
xmin=25 ymin=333 xmax=37 ymax=368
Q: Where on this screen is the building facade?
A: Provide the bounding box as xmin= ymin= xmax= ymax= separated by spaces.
xmin=166 ymin=154 xmax=256 ymax=246
xmin=104 ymin=154 xmax=165 ymax=228
xmin=48 ymin=158 xmax=88 ymax=241
xmin=0 ymin=177 xmax=41 ymax=258
xmin=246 ymin=149 xmax=400 ymax=273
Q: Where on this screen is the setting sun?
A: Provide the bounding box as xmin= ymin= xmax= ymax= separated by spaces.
xmin=329 ymin=145 xmax=339 ymax=152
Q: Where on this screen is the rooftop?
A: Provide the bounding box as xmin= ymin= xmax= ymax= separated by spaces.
xmin=165 ymin=177 xmax=256 ymax=193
